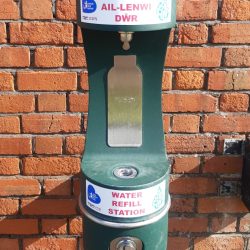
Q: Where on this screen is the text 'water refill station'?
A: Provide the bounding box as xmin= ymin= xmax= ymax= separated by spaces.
xmin=77 ymin=0 xmax=176 ymax=249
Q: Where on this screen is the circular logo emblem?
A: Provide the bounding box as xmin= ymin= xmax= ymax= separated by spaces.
xmin=152 ymin=187 xmax=164 ymax=209
xmin=82 ymin=0 xmax=97 ymax=14
xmin=157 ymin=1 xmax=169 ymax=21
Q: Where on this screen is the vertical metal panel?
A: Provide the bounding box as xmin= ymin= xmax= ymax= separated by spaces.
xmin=108 ymin=55 xmax=142 ymax=147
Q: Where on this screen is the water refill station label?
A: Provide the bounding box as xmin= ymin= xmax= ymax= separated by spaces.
xmin=81 ymin=0 xmax=172 ymax=25
xmin=86 ymin=180 xmax=166 ymax=218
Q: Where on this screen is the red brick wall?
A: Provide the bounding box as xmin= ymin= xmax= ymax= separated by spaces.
xmin=0 ymin=0 xmax=249 ymax=249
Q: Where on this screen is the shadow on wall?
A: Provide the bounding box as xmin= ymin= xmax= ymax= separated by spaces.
xmin=167 ymin=155 xmax=250 ymax=250
xmin=0 ymin=174 xmax=84 ymax=250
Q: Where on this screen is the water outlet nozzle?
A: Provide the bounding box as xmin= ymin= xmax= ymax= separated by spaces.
xmin=119 ymin=32 xmax=134 ymax=51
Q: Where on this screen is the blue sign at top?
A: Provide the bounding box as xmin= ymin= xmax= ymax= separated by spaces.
xmin=82 ymin=0 xmax=97 ymax=13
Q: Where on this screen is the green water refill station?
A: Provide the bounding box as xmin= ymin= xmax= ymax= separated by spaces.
xmin=77 ymin=0 xmax=176 ymax=249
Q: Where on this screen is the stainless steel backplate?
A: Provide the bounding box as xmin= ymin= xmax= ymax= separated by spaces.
xmin=108 ymin=55 xmax=142 ymax=147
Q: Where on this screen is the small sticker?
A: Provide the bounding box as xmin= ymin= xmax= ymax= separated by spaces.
xmin=86 ymin=180 xmax=166 ymax=218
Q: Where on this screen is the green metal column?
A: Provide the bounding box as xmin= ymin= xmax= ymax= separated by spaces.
xmin=77 ymin=1 xmax=176 ymax=249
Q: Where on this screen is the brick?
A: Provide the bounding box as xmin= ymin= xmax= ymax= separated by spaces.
xmin=198 ymin=197 xmax=248 ymax=213
xmin=0 ymin=116 xmax=20 ymax=133
xmin=170 ymin=176 xmax=218 ymax=195
xmin=22 ymin=198 xmax=77 ymax=215
xmin=17 ymin=72 xmax=77 ymax=91
xmin=170 ymin=198 xmax=195 ymax=213
xmin=67 ymin=47 xmax=86 ymax=67
xmin=220 ymin=93 xmax=249 ymax=112
xmin=0 ymin=0 xmax=19 ymax=19
xmin=178 ymin=24 xmax=208 ymax=44
xmin=42 ymin=219 xmax=67 ymax=234
xmin=211 ymin=216 xmax=237 ymax=233
xmin=23 ymin=157 xmax=80 ymax=175
xmin=38 ymin=94 xmax=66 ymax=112
xmin=44 ymin=178 xmax=71 ymax=196
xmin=204 ymin=114 xmax=250 ymax=133
xmin=0 ymin=158 xmax=19 ymax=175
xmin=177 ymin=0 xmax=218 ymax=20
xmin=0 ymin=72 xmax=14 ymax=91
xmin=79 ymin=238 xmax=84 ymax=250
xmin=222 ymin=0 xmax=250 ymax=20
xmin=80 ymin=71 xmax=89 ymax=90
xmin=173 ymin=157 xmax=200 ymax=174
xmin=169 ymin=217 xmax=208 ymax=233
xmin=166 ymin=135 xmax=215 ymax=154
xmin=73 ymin=178 xmax=80 ymax=197
xmin=10 ymin=22 xmax=73 ymax=45
xmin=22 ymin=0 xmax=52 ymax=19
xmin=83 ymin=115 xmax=88 ymax=131
xmin=0 ymin=198 xmax=18 ymax=215
xmin=175 ymin=71 xmax=204 ymax=90
xmin=69 ymin=217 xmax=83 ymax=235
xmin=166 ymin=47 xmax=222 ymax=67
xmin=212 ymin=23 xmax=250 ymax=44
xmin=69 ymin=94 xmax=89 ymax=112
xmin=0 ymin=219 xmax=38 ymax=234
xmin=77 ymin=26 xmax=83 ymax=44
xmin=204 ymin=156 xmax=243 ymax=174
xmin=163 ymin=115 xmax=170 ymax=133
xmin=162 ymin=71 xmax=172 ymax=90
xmin=239 ymin=214 xmax=250 ymax=232
xmin=0 ymin=23 xmax=6 ymax=43
xmin=224 ymin=48 xmax=250 ymax=67
xmin=23 ymin=238 xmax=77 ymax=250
xmin=163 ymin=94 xmax=216 ymax=113
xmin=56 ymin=0 xmax=77 ymax=20
xmin=169 ymin=29 xmax=175 ymax=44
xmin=66 ymin=136 xmax=85 ymax=155
xmin=0 ymin=239 xmax=19 ymax=250
xmin=35 ymin=136 xmax=62 ymax=155
xmin=194 ymin=236 xmax=244 ymax=250
xmin=0 ymin=95 xmax=34 ymax=113
xmin=172 ymin=115 xmax=200 ymax=133
xmin=35 ymin=47 xmax=64 ymax=68
xmin=0 ymin=137 xmax=32 ymax=155
xmin=168 ymin=237 xmax=189 ymax=250
xmin=22 ymin=114 xmax=81 ymax=134
xmin=0 ymin=47 xmax=30 ymax=67
xmin=207 ymin=71 xmax=226 ymax=90
xmin=208 ymin=70 xmax=250 ymax=90
xmin=0 ymin=179 xmax=40 ymax=196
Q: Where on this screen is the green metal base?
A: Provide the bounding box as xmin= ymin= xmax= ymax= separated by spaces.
xmin=83 ymin=213 xmax=169 ymax=250
xmin=80 ymin=168 xmax=170 ymax=224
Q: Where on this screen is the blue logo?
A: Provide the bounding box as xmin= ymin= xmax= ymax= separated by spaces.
xmin=82 ymin=0 xmax=97 ymax=13
xmin=88 ymin=185 xmax=101 ymax=204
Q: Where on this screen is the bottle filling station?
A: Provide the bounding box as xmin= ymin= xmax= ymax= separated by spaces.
xmin=77 ymin=0 xmax=176 ymax=249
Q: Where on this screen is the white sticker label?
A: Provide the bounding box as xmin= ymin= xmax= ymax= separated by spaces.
xmin=80 ymin=0 xmax=172 ymax=25
xmin=86 ymin=180 xmax=166 ymax=218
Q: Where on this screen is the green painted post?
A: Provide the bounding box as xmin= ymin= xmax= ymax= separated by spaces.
xmin=77 ymin=1 xmax=176 ymax=249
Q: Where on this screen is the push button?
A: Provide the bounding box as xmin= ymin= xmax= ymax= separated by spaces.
xmin=116 ymin=239 xmax=136 ymax=250
xmin=110 ymin=237 xmax=142 ymax=250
